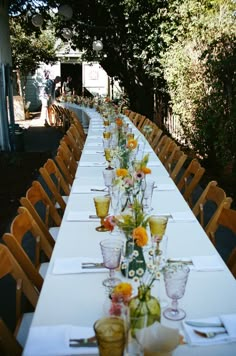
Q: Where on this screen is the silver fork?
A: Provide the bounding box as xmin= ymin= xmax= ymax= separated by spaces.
xmin=194 ymin=329 xmax=227 ymax=338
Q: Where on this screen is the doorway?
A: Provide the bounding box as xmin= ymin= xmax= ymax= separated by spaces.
xmin=60 ymin=63 xmax=82 ymax=95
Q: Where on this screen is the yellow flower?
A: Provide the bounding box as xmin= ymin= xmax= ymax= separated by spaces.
xmin=132 ymin=226 xmax=148 ymax=247
xmin=113 ymin=282 xmax=133 ymax=300
xmin=116 ymin=168 xmax=129 ymax=177
xmin=141 ymin=167 xmax=152 ymax=174
xmin=115 ymin=117 xmax=123 ymax=126
xmin=127 ymin=139 xmax=138 ymax=150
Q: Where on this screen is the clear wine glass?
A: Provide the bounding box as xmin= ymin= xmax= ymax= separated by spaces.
xmin=163 ymin=263 xmax=190 ymax=321
xmin=102 ymin=169 xmax=115 ymax=196
xmin=110 ymin=185 xmax=121 ymax=236
xmin=142 ymin=180 xmax=155 ymax=213
xmin=100 ymin=239 xmax=124 ymax=289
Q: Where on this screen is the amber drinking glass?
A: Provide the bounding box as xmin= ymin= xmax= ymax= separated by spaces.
xmin=103 ymin=131 xmax=111 ymax=139
xmin=93 ymin=196 xmax=111 ymax=232
xmin=149 ymin=215 xmax=168 ymax=264
xmin=94 ymin=317 xmax=126 ymax=356
xmin=104 ymin=148 xmax=113 ymax=170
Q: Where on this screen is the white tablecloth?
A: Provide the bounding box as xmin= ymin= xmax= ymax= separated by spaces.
xmin=23 ymin=107 xmax=236 ymax=356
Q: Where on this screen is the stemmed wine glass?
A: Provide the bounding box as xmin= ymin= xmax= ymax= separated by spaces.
xmin=93 ymin=196 xmax=111 ymax=232
xmin=100 ymin=239 xmax=124 ymax=288
xmin=142 ymin=180 xmax=155 ymax=213
xmin=149 ymin=215 xmax=168 ymax=266
xmin=110 ymin=185 xmax=121 ymax=235
xmin=104 ymin=147 xmax=113 ymax=170
xmin=163 ymin=263 xmax=190 ymax=321
xmin=102 ymin=169 xmax=115 ymax=196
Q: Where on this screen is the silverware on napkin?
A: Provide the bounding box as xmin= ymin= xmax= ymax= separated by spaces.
xmin=89 ymin=215 xmax=99 ymax=219
xmin=82 ymin=262 xmax=104 ymax=269
xmin=69 ymin=336 xmax=97 ymax=347
xmin=185 ymin=320 xmax=224 ymax=327
xmin=193 ymin=329 xmax=227 ymax=338
xmin=167 ymin=258 xmax=193 ymax=265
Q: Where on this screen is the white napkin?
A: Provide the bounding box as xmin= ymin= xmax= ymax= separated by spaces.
xmin=135 ymin=322 xmax=180 ymax=354
xmin=67 ymin=211 xmax=99 ymax=222
xmin=79 ymin=162 xmax=106 ymax=167
xmin=52 ymin=257 xmax=107 ymax=274
xmin=168 ymin=255 xmax=224 ymax=271
xmin=155 ymin=184 xmax=175 ymax=191
xmin=170 ymin=211 xmax=196 ymax=222
xmin=86 ymin=142 xmax=102 ymax=147
xmin=183 ymin=314 xmax=236 ymax=346
xmin=191 ymin=255 xmax=224 ymax=271
xmin=83 ymin=150 xmax=104 ymax=155
xmin=23 ymin=324 xmax=98 ymax=355
xmin=71 ymin=184 xmax=106 ymax=194
xmin=147 ymin=160 xmax=161 ymax=167
xmin=87 ymin=135 xmax=101 ymax=139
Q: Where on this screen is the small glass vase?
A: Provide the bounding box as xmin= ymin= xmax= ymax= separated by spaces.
xmin=121 ymin=238 xmax=146 ymax=279
xmin=129 ymin=286 xmax=161 ymax=338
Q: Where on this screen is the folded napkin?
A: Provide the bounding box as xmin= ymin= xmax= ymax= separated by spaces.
xmin=168 ymin=255 xmax=224 ymax=271
xmin=183 ymin=314 xmax=236 ymax=346
xmin=86 ymin=142 xmax=102 ymax=147
xmin=155 ymin=184 xmax=175 ymax=191
xmin=134 ymin=321 xmax=180 ymax=354
xmin=87 ymin=135 xmax=101 ymax=139
xmin=52 ymin=257 xmax=107 ymax=275
xmin=67 ymin=211 xmax=99 ymax=222
xmin=23 ymin=324 xmax=98 ymax=355
xmin=170 ymin=211 xmax=196 ymax=222
xmin=147 ymin=160 xmax=161 ymax=167
xmin=83 ymin=150 xmax=104 ymax=155
xmin=71 ymin=184 xmax=106 ymax=194
xmin=79 ymin=162 xmax=106 ymax=167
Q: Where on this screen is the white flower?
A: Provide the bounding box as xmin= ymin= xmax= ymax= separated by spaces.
xmin=129 ymin=270 xmax=135 ymax=277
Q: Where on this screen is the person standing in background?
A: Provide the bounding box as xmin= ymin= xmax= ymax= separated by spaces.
xmin=62 ymin=76 xmax=73 ymax=95
xmin=41 ymin=72 xmax=61 ymax=126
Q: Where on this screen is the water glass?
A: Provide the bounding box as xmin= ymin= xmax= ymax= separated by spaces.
xmin=143 ymin=180 xmax=155 ymax=212
xmin=163 ymin=263 xmax=190 ymax=321
xmin=94 ymin=317 xmax=126 ymax=356
xmin=94 ymin=196 xmax=111 ymax=232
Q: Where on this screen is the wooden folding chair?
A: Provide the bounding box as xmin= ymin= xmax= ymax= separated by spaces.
xmin=68 ymin=123 xmax=85 ymax=151
xmin=154 ymin=135 xmax=172 ymax=160
xmin=161 ymin=140 xmax=180 ymax=165
xmin=57 ymin=139 xmax=78 ymax=178
xmin=55 ymin=152 xmax=74 ymax=186
xmin=177 ymin=158 xmax=205 ymax=206
xmin=0 ymin=318 xmax=22 ymax=356
xmin=3 ymin=206 xmax=53 ymax=292
xmin=0 ymin=243 xmax=38 ymax=349
xmin=150 ymin=126 xmax=163 ymax=150
xmin=192 ymin=181 xmax=233 ymax=236
xmin=165 ymin=149 xmax=187 ymax=182
xmin=39 ymin=158 xmax=70 ymax=211
xmin=64 ymin=130 xmax=82 ymax=161
xmin=70 ymin=112 xmax=87 ymax=142
xmin=136 ymin=115 xmax=147 ymax=130
xmin=20 ymin=180 xmax=61 ymax=245
xmin=207 ymin=206 xmax=236 ymax=277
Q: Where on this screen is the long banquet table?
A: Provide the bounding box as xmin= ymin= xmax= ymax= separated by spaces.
xmin=23 ymin=106 xmax=236 ymax=355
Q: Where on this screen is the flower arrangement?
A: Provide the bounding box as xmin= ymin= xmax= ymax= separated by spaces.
xmin=109 ymin=282 xmax=133 ymax=317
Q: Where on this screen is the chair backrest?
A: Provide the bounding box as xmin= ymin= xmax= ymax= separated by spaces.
xmin=65 ymin=129 xmax=82 ymax=161
xmin=0 ymin=243 xmax=38 ymax=329
xmin=158 ymin=137 xmax=173 ymax=163
xmin=154 ymin=135 xmax=172 ymax=159
xmin=177 ymin=158 xmax=205 ymax=205
xmin=162 ymin=140 xmax=180 ymax=165
xmin=150 ymin=126 xmax=163 ymax=150
xmin=3 ymin=206 xmax=53 ymax=291
xmin=165 ymin=149 xmax=187 ymax=182
xmin=0 ymin=318 xmax=22 ymax=356
xmin=57 ymin=140 xmax=78 ymax=178
xmin=20 ymin=180 xmax=60 ymax=246
xmin=136 ymin=115 xmax=147 ymax=130
xmin=55 ymin=152 xmax=74 ymax=186
xmin=39 ymin=158 xmax=70 ymax=211
xmin=70 ymin=113 xmax=86 ymax=142
xmin=68 ymin=123 xmax=84 ymax=150
xmin=192 ymin=181 xmax=233 ymax=232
